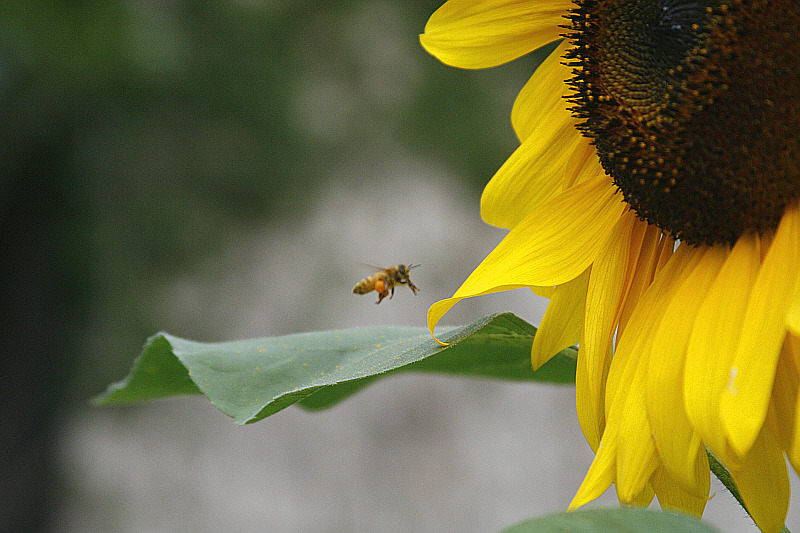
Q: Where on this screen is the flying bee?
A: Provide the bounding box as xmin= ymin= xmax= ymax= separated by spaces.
xmin=353 ymin=264 xmax=420 ymax=304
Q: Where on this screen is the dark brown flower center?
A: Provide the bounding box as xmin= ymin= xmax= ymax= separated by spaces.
xmin=565 ymin=0 xmax=800 ymax=245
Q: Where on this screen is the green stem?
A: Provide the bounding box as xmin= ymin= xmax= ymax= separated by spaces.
xmin=706 ymin=449 xmax=790 ymax=533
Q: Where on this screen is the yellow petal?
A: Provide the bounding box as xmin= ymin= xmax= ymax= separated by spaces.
xmin=603 ymin=244 xmax=702 ymax=503
xmin=607 ymin=243 xmax=697 ymax=411
xmin=576 ymin=211 xmax=649 ymax=450
xmin=563 ymin=136 xmax=602 ymax=190
xmin=510 ymin=40 xmax=572 ymax=142
xmin=616 ymin=229 xmax=671 ymax=340
xmin=420 ymin=0 xmax=568 ymax=69
xmin=654 ymin=234 xmax=676 ymax=273
xmin=576 ymin=337 xmax=606 ymax=452
xmin=651 ymin=463 xmax=709 ymax=518
xmin=608 ymin=326 xmax=660 ymax=503
xmin=721 ymin=205 xmax=800 ymax=456
xmin=623 ymin=482 xmax=655 ymax=508
xmin=428 ymin=175 xmax=626 ymax=341
xmin=648 ymin=243 xmax=728 ymax=488
xmin=531 ymin=286 xmax=553 ymax=299
xmin=786 ymin=301 xmax=800 ymax=336
xmin=614 ymin=384 xmax=659 ymax=503
xmin=773 ymin=334 xmax=800 ymax=472
xmin=481 ymin=41 xmax=586 ymax=230
xmin=530 ymin=268 xmax=589 ymax=369
xmin=789 ymin=336 xmax=800 ymax=475
xmin=728 ymin=426 xmax=790 ymax=533
xmin=472 ymin=175 xmax=626 ymax=292
xmin=481 ymin=113 xmax=585 ymax=229
xmin=569 ymin=438 xmax=617 ymax=510
xmin=684 ymin=235 xmax=759 ymax=466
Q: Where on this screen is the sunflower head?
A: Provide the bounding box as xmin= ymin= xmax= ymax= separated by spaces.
xmin=421 ymin=0 xmax=800 ymax=530
xmin=566 ymin=0 xmax=800 ymax=246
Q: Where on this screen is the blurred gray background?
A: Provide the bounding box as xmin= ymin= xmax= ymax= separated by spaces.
xmin=2 ymin=1 xmax=797 ymax=531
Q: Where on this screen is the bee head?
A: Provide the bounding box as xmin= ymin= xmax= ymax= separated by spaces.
xmin=397 ymin=263 xmax=419 ymax=282
xmin=396 ymin=265 xmax=409 ymax=282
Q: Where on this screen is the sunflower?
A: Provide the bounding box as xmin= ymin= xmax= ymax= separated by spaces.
xmin=421 ymin=1 xmax=800 ymax=531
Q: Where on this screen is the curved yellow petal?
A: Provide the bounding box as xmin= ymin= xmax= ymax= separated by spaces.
xmin=480 ymin=113 xmax=585 ymax=229
xmin=510 ymin=40 xmax=572 ymax=142
xmin=683 ymin=236 xmax=759 ymax=466
xmin=728 ymin=426 xmax=790 ymax=533
xmin=647 ymin=243 xmax=728 ymax=488
xmin=420 ymin=0 xmax=568 ymax=69
xmin=428 ymin=175 xmax=626 ymax=340
xmin=721 ymin=205 xmax=800 ymax=456
xmin=427 ymin=284 xmax=529 ymax=345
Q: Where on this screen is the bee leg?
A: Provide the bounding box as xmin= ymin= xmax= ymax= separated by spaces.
xmin=408 ymin=281 xmax=419 ymax=295
xmin=389 ymin=287 xmax=396 ymax=299
xmin=375 ymin=289 xmax=389 ymax=304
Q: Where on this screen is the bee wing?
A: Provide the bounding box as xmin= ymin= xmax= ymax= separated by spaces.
xmin=358 ymin=262 xmax=387 ymax=272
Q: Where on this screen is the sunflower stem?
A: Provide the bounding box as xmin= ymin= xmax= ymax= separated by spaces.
xmin=706 ymin=449 xmax=791 ymax=533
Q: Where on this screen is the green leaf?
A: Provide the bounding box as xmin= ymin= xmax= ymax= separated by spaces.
xmin=93 ymin=312 xmax=576 ymax=423
xmin=499 ymin=508 xmax=719 ymax=533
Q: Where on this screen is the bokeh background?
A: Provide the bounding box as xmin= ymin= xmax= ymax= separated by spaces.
xmin=2 ymin=1 xmax=797 ymax=531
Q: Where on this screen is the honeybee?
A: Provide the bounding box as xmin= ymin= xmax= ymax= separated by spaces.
xmin=353 ymin=264 xmax=420 ymax=304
